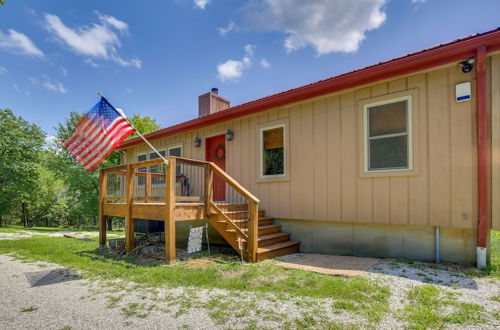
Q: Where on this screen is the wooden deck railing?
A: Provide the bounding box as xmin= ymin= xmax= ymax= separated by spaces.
xmin=99 ymin=156 xmax=260 ymax=262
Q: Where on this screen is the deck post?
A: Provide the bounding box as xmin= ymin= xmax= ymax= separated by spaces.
xmin=98 ymin=169 xmax=107 ymax=247
xmin=247 ymin=200 xmax=259 ymax=262
xmin=125 ymin=164 xmax=135 ymax=253
xmin=204 ymin=164 xmax=213 ymax=215
xmin=165 ymin=157 xmax=176 ymax=264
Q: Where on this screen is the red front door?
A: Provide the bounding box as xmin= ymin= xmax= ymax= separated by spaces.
xmin=206 ymin=135 xmax=226 ymax=201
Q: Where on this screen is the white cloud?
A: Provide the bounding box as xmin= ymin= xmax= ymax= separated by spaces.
xmin=0 ymin=29 xmax=44 ymax=57
xmin=217 ymin=44 xmax=254 ymax=82
xmin=194 ymin=0 xmax=210 ymax=9
xmin=41 ymin=75 xmax=67 ymax=94
xmin=12 ymin=83 xmax=21 ymax=93
xmin=28 ymin=74 xmax=67 ymax=94
xmin=218 ymin=21 xmax=234 ymax=36
xmin=11 ymin=83 xmax=30 ymax=96
xmin=244 ymin=44 xmax=255 ymax=56
xmin=0 ymin=67 xmax=7 ymax=75
xmin=244 ymin=0 xmax=387 ymax=55
xmin=260 ymin=58 xmax=270 ymax=69
xmin=60 ymin=66 xmax=68 ymax=76
xmin=44 ymin=12 xmax=141 ymax=68
xmin=83 ymin=58 xmax=99 ymax=68
xmin=95 ymin=11 xmax=129 ymax=33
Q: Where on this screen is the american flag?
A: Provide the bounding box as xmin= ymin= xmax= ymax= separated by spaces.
xmin=62 ymin=97 xmax=136 ymax=171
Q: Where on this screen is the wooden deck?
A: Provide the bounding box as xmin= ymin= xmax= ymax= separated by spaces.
xmin=99 ymin=156 xmax=299 ymax=263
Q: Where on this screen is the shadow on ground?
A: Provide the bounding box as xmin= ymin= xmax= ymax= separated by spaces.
xmin=24 ymin=268 xmax=79 ymax=287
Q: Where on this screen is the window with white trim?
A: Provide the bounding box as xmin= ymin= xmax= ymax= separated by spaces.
xmin=364 ymin=96 xmax=411 ymax=172
xmin=260 ymin=125 xmax=285 ymax=177
xmin=168 ymin=145 xmax=182 ymax=176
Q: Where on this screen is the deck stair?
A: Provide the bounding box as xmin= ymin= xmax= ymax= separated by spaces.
xmin=209 ymin=205 xmax=300 ymax=261
xmin=99 ymin=156 xmax=300 ymax=263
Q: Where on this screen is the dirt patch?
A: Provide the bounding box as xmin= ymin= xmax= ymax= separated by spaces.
xmin=276 ymin=254 xmax=380 ymax=277
xmin=186 ymin=259 xmax=211 ymax=269
xmin=220 ymin=268 xmax=247 ymax=279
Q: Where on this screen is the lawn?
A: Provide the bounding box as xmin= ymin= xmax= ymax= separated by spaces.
xmin=0 ymin=226 xmax=498 ymax=328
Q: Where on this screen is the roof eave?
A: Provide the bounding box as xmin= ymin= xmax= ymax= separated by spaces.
xmin=119 ymin=29 xmax=500 ymax=149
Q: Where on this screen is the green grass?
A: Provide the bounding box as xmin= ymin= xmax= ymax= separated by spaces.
xmin=399 ymin=285 xmax=488 ymax=329
xmin=0 ymin=225 xmax=123 ymax=235
xmin=20 ymin=306 xmax=38 ymax=312
xmin=489 ymin=230 xmax=500 ymax=277
xmin=0 ymin=235 xmax=389 ymax=323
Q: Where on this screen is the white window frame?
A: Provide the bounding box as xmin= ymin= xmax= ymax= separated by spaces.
xmin=259 ymin=123 xmax=287 ymax=179
xmin=363 ymin=95 xmax=413 ymax=173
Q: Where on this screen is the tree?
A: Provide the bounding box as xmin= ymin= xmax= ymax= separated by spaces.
xmin=20 ymin=151 xmax=66 ymax=227
xmin=0 ymin=109 xmax=45 ymax=226
xmin=128 ymin=114 xmax=161 ymax=138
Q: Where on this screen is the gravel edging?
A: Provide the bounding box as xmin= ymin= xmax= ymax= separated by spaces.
xmin=0 ymin=254 xmax=499 ymax=329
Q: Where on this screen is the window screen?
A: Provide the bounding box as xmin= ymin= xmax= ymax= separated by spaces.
xmin=367 ymin=100 xmax=409 ymax=171
xmin=262 ymin=126 xmax=285 ymax=176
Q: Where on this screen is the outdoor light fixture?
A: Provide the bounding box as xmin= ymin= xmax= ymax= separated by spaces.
xmin=193 ymin=136 xmax=201 ymax=148
xmin=226 ymin=129 xmax=234 ymax=141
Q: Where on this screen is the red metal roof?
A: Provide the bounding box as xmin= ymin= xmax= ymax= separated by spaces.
xmin=120 ymin=28 xmax=500 ymax=148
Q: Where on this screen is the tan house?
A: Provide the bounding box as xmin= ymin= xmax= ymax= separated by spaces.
xmin=99 ymin=29 xmax=500 ymax=267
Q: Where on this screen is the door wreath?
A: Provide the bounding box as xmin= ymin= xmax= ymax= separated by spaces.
xmin=214 ymin=144 xmax=225 ymax=160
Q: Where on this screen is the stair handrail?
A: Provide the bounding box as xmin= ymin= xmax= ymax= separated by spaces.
xmin=206 ymin=162 xmax=259 ymax=262
xmin=169 ymin=157 xmax=260 ymax=262
xmin=209 ymin=201 xmax=248 ymax=239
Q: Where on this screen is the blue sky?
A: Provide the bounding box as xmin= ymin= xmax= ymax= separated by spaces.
xmin=0 ymin=0 xmax=499 ymax=138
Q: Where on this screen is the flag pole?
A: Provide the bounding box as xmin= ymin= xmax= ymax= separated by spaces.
xmin=98 ymin=92 xmax=168 ymax=164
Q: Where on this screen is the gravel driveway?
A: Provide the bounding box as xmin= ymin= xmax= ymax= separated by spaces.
xmin=0 ymin=254 xmax=499 ymax=329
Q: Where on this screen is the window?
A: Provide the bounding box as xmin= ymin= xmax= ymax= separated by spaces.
xmin=137 ymin=153 xmax=147 ymax=186
xmin=149 ymin=150 xmax=166 ymax=184
xmin=364 ymin=96 xmax=411 ymax=172
xmin=260 ymin=125 xmax=285 ymax=177
xmin=168 ymin=146 xmax=182 ymax=176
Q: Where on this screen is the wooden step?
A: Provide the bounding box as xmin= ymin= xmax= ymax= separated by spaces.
xmin=257 ymin=224 xmax=281 ymax=235
xmin=221 ymin=210 xmax=266 ymax=219
xmin=258 ymin=232 xmax=290 ymax=247
xmin=226 ymin=224 xmax=281 ymax=236
xmin=216 ymin=217 xmax=273 ymax=227
xmin=256 ymin=241 xmax=300 ymax=261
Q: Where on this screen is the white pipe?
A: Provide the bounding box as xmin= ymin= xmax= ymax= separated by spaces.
xmin=435 ymin=226 xmax=440 ymax=263
xmin=477 ymin=247 xmax=487 ymax=269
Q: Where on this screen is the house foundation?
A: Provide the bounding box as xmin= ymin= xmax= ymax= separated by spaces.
xmin=274 ymin=219 xmax=479 ymax=265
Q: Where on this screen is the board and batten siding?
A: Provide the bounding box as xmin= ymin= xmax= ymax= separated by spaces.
xmin=123 ymin=63 xmax=481 ymax=229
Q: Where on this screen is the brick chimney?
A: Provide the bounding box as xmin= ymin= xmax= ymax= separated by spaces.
xmin=198 ymin=88 xmax=230 ymax=117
